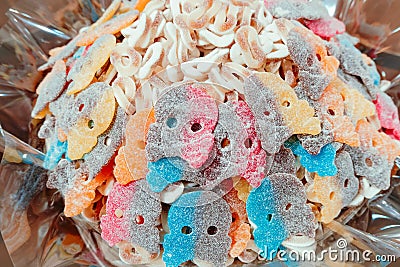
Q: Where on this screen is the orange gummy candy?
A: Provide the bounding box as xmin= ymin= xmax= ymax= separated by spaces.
xmin=64 ymin=159 xmax=114 ymax=217
xmin=319 ymin=82 xmax=360 ymax=147
xmin=223 ymin=188 xmax=251 ymax=258
xmin=114 ymin=109 xmax=153 ymax=184
xmin=356 ymin=120 xmax=400 ymax=162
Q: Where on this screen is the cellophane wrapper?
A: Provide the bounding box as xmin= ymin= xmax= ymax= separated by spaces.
xmin=0 ymin=0 xmax=399 ymax=266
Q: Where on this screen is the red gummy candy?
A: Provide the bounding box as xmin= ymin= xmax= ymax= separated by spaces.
xmin=304 ymin=17 xmax=345 ymax=39
xmin=374 ymin=91 xmax=400 ymax=140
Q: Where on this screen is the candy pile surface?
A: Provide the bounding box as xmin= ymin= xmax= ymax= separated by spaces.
xmin=32 ymin=0 xmax=400 ymax=266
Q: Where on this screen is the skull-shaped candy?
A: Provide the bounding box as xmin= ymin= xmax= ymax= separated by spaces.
xmin=163 ymin=191 xmax=231 ymax=267
xmin=100 ymin=180 xmax=162 ymax=254
xmin=146 ymin=83 xmax=218 ymax=169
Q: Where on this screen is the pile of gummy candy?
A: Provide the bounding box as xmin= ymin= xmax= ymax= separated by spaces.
xmin=30 ymin=0 xmax=400 ymax=265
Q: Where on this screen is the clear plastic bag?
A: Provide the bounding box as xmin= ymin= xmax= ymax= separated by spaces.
xmin=1 ymin=0 xmax=399 ymax=266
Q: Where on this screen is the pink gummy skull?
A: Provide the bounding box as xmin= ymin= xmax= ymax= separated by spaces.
xmin=304 ymin=17 xmax=345 ymax=39
xmin=234 ymin=101 xmax=269 ymax=188
xmin=374 ymin=91 xmax=400 ymax=140
xmin=146 ymin=83 xmax=218 ymax=169
xmin=100 ymin=180 xmax=161 ymax=253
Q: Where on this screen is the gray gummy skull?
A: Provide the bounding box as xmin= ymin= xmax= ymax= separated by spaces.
xmin=269 ymin=173 xmax=316 ymax=238
xmin=163 ymin=190 xmax=231 ymax=266
xmin=244 ymin=74 xmax=291 ymax=154
xmin=265 ymin=0 xmax=329 ymax=20
xmin=31 ymin=60 xmax=67 ymax=118
xmin=287 ymin=27 xmax=333 ymax=101
xmin=84 ymin=107 xmax=127 ymax=179
xmin=49 ymin=82 xmax=112 ymax=133
xmin=326 ymin=35 xmax=378 ymax=99
xmin=298 ymin=119 xmax=334 ymax=155
xmin=333 ymin=150 xmax=359 ymax=207
xmin=127 ymin=180 xmax=162 ymax=254
xmin=146 ymin=83 xmax=219 ymax=169
xmin=345 ymin=146 xmax=392 ymax=190
xmin=203 ymin=101 xmax=250 ymax=189
xmin=267 ymin=146 xmax=296 ymax=176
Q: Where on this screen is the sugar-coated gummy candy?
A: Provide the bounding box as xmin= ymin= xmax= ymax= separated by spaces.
xmin=114 ymin=109 xmax=151 ymax=184
xmin=267 ymin=146 xmax=296 ymax=176
xmin=285 ymin=138 xmax=337 ymax=176
xmin=298 ymin=120 xmax=334 ymax=155
xmin=223 ymin=188 xmax=251 ymax=258
xmin=374 ymin=91 xmax=400 ymax=140
xmin=100 ymin=180 xmax=161 ymax=253
xmin=67 ymin=34 xmax=116 ymax=95
xmin=264 ymin=0 xmax=329 ymax=20
xmin=244 ymin=73 xmax=321 ymax=154
xmin=83 ymin=107 xmax=127 ymax=180
xmin=308 ymin=150 xmax=359 ymax=223
xmin=317 ymin=80 xmax=360 ymax=147
xmin=288 ymin=26 xmax=339 ymax=101
xmin=233 ymin=100 xmax=268 ymax=188
xmin=247 ymin=177 xmax=287 ymax=259
xmin=247 ymin=173 xmax=315 ymax=259
xmin=67 ymin=83 xmax=116 ymax=160
xmin=163 ymin=191 xmax=231 ymax=267
xmin=146 ymin=83 xmax=218 ymax=169
xmin=31 ymin=60 xmax=66 ymax=119
xmin=43 ymin=140 xmax=68 ymax=170
xmin=304 ymin=17 xmax=345 ymax=39
xmin=146 ymin=157 xmax=204 ymax=192
xmin=327 ymin=35 xmax=377 ymax=98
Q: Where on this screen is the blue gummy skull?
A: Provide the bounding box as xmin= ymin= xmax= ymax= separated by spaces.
xmin=146 ymin=157 xmax=205 ymax=192
xmin=43 ymin=140 xmax=68 ymax=170
xmin=247 ymin=173 xmax=315 ymax=260
xmin=163 ymin=191 xmax=231 ymax=267
xmin=285 ymin=139 xmax=337 ymax=176
xmin=246 ymin=178 xmax=287 ymax=259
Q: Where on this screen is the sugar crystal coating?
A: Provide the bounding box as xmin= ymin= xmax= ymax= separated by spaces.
xmin=100 ymin=180 xmax=161 ymax=253
xmin=32 ymin=60 xmax=66 ymax=119
xmin=288 ymin=26 xmax=339 ymax=100
xmin=163 ymin=191 xmax=231 ymax=266
xmin=285 ymin=138 xmax=337 ymax=176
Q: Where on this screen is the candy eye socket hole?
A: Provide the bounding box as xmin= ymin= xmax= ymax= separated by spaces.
xmin=327 ymin=109 xmax=335 ymax=116
xmin=79 ymin=104 xmax=85 ymax=112
xmin=329 ymin=192 xmax=335 ymax=200
xmin=221 ymin=138 xmax=230 ymax=148
xmin=135 ymin=215 xmax=144 ymax=225
xmin=244 ymin=138 xmax=252 ymax=148
xmin=191 ymin=122 xmax=202 ymax=132
xmin=181 ymin=226 xmax=193 ymax=235
xmin=344 ymin=179 xmax=349 ymax=188
xmin=88 ymin=120 xmax=95 ymax=129
xmin=207 ymin=226 xmax=218 ymax=235
xmin=166 ymin=117 xmax=177 ymax=128
xmin=316 ymin=54 xmax=322 ymax=61
xmin=264 ymin=110 xmax=270 ymax=116
xmin=114 ymin=208 xmax=124 ymax=218
xmin=285 ymin=203 xmax=292 ymax=211
xmin=282 ymin=101 xmax=291 ymax=107
xmin=135 ymin=140 xmax=146 ymax=150
xmin=266 ymin=214 xmax=273 ymax=222
xmin=104 ymin=136 xmax=112 ymax=146
xmin=365 ymin=158 xmax=373 ymax=167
